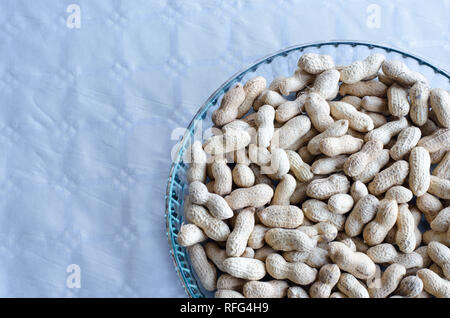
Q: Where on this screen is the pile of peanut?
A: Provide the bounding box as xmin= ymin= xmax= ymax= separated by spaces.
xmin=178 ymin=53 xmax=450 ymax=298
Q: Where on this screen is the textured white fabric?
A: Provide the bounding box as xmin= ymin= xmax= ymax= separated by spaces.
xmin=0 ymin=0 xmax=448 ymax=297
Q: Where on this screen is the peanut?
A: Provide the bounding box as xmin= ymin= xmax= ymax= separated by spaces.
xmin=344 ymin=140 xmax=383 ymax=177
xmin=290 ymin=180 xmax=308 ymax=205
xmin=319 ymin=135 xmax=364 ymax=157
xmin=215 ymin=290 xmax=245 ymax=298
xmin=312 ymin=155 xmax=347 ymax=175
xmin=409 ymin=81 xmax=430 ymax=126
xmin=272 ymin=174 xmax=296 ymax=206
xmin=423 ymin=229 xmax=450 ymax=245
xmin=429 ymin=88 xmax=450 ymax=128
xmin=420 ymin=118 xmax=439 ymax=136
xmin=389 ymin=127 xmax=421 ymax=160
xmin=367 ymin=243 xmax=425 ymax=269
xmin=265 ymin=228 xmax=316 ymax=252
xmin=350 ymin=180 xmax=369 ymax=202
xmin=286 ymin=150 xmax=313 ymax=182
xmin=394 ymin=275 xmax=423 ymax=298
xmin=368 ymin=263 xmax=406 ymax=298
xmin=302 ymin=199 xmax=346 ymax=230
xmin=188 ymin=244 xmax=217 ymax=291
xmin=433 ymin=151 xmax=450 ymax=180
xmin=387 ymin=83 xmax=410 ymax=117
xmin=310 ymin=69 xmax=340 ymax=100
xmin=243 ymin=280 xmax=289 ymax=298
xmin=212 ymin=83 xmax=246 ymax=126
xmin=306 ymin=174 xmax=350 ymax=200
xmin=298 ymin=146 xmax=315 ymax=164
xmin=187 ymin=140 xmax=207 ymax=183
xmin=275 ymin=93 xmax=309 ymax=123
xmin=417 ymin=128 xmax=450 ymax=153
xmin=268 ymin=76 xmax=286 ymax=92
xmin=298 ymin=53 xmax=335 ymax=74
xmin=364 ymin=117 xmax=408 ymax=145
xmin=279 ymin=69 xmax=315 ymax=95
xmin=328 ymin=194 xmax=354 ymax=214
xmin=272 ymin=115 xmax=312 ymax=150
xmin=431 ymin=207 xmax=450 ymax=232
xmin=253 ymin=90 xmax=287 ymax=111
xmin=308 ymin=120 xmax=349 ymax=156
xmin=254 ymin=245 xmax=276 ymax=261
xmin=345 ymin=194 xmax=379 ymax=237
xmin=297 ymin=222 xmax=338 ymax=243
xmin=431 ymin=149 xmax=448 ymax=164
xmin=216 ymin=274 xmax=246 ymax=291
xmin=417 ymin=193 xmax=443 ymax=223
xmin=339 ymin=53 xmax=385 ymax=84
xmin=409 ymin=147 xmax=431 ymax=196
xmin=226 ymin=207 xmax=255 ymax=257
xmin=258 ymin=205 xmax=304 ymax=229
xmin=328 ymin=241 xmax=376 ymax=279
xmin=363 ymin=199 xmax=398 ymax=245
xmin=362 ymin=110 xmax=387 ymax=128
xmin=292 ymin=127 xmax=320 ymax=150
xmin=283 ymin=245 xmax=330 ymax=268
xmin=385 ymin=186 xmax=413 ymax=203
xmin=247 ymin=224 xmax=269 ymax=250
xmin=429 ymin=263 xmax=444 ymax=277
xmin=309 ymin=264 xmax=341 ymax=298
xmin=211 ymin=159 xmax=232 ymax=196
xmin=189 ymin=181 xmax=233 ymax=219
xmin=265 ymin=253 xmax=318 ymax=285
xmin=428 ymin=175 xmax=450 ymax=199
xmin=232 ymin=163 xmax=255 ymax=188
xmin=205 ymin=242 xmax=227 ymax=272
xmin=368 ymin=160 xmax=409 ymax=195
xmin=305 ymin=93 xmax=335 ymax=132
xmin=287 ymin=286 xmax=309 ymax=298
xmin=428 ymin=241 xmax=450 ymax=280
xmin=185 ymin=203 xmax=230 ymax=241
xmin=238 ymin=76 xmax=266 ymax=118
xmin=361 ymin=96 xmax=388 ymax=114
xmin=345 ymin=235 xmax=369 ymax=253
xmin=381 ymin=60 xmax=427 ymax=86
xmin=261 ymin=148 xmax=290 ymax=179
xmin=339 ymin=80 xmax=388 ymax=98
xmin=377 ymin=70 xmax=395 ymax=86
xmin=329 ymin=101 xmax=374 ymax=132
xmin=225 ymin=184 xmax=273 ymax=210
xmin=178 ymin=223 xmax=207 ymax=247
xmin=417 ymin=269 xmax=450 ymax=298
xmin=204 ymin=126 xmax=251 ymax=155
xmin=337 ymin=273 xmax=369 ymax=298
xmin=350 ymin=126 xmax=372 ymax=140
xmin=222 ymin=257 xmax=266 ymax=280
xmin=395 ymin=204 xmax=417 ymax=253
xmin=341 ymin=95 xmax=362 ymax=109
xmin=255 ymin=105 xmax=275 ymax=149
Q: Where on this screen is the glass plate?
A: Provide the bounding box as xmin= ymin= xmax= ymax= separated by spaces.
xmin=165 ymin=40 xmax=450 ymax=298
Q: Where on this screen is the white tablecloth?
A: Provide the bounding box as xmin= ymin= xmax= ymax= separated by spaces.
xmin=0 ymin=0 xmax=448 ymax=297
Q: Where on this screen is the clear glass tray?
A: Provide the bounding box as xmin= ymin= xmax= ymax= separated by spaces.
xmin=165 ymin=40 xmax=450 ymax=298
